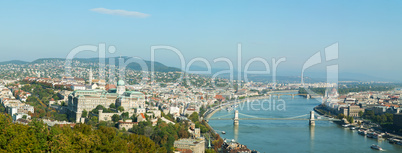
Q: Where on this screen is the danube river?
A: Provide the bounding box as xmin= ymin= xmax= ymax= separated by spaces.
xmin=208 ymin=95 xmax=402 ymax=152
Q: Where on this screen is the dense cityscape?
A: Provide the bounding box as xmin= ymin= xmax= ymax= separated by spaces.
xmin=0 ymin=58 xmax=401 ymax=152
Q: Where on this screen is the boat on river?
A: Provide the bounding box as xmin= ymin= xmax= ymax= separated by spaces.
xmin=370 ymin=144 xmax=383 ymax=151
xmin=358 ymin=129 xmax=367 ymax=135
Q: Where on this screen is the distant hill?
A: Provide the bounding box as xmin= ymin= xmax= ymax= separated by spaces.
xmin=1 ymin=57 xmax=181 ymax=72
xmin=0 ymin=60 xmax=29 ymax=65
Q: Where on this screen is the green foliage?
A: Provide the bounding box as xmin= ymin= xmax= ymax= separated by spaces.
xmin=117 ymin=106 xmax=124 ymax=112
xmin=189 ymin=112 xmax=199 ymax=123
xmin=0 ymin=113 xmax=162 ymax=152
xmin=346 ymin=116 xmax=354 ymax=123
xmin=362 ymin=110 xmax=394 ymax=124
xmin=90 ymin=105 xmax=114 ymax=115
xmin=121 ymin=112 xmax=129 ymax=120
xmin=112 ymin=114 xmax=120 ymax=123
xmin=206 ymin=148 xmax=216 ymax=153
xmin=109 ymin=103 xmax=116 ymax=109
xmin=358 ymin=111 xmax=364 ymax=117
xmin=82 ymin=109 xmax=88 ymax=118
xmin=199 ymin=105 xmax=207 ymax=117
xmin=337 ymin=113 xmax=346 ymax=119
xmin=129 ymin=120 xmax=190 ymax=153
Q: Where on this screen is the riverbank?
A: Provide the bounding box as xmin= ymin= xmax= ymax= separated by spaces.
xmin=314 ymin=104 xmax=402 ymax=147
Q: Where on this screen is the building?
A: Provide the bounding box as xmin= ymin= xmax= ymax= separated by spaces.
xmin=222 ymin=141 xmax=252 ymax=153
xmin=372 ymin=106 xmax=388 ymax=115
xmin=117 ymin=80 xmax=126 ymax=95
xmin=98 ymin=109 xmax=121 ymax=122
xmin=118 ymin=120 xmax=138 ymax=130
xmin=137 ymin=113 xmax=146 ymax=122
xmin=2 ymin=99 xmax=34 ymax=116
xmin=67 ymin=90 xmax=119 ymax=122
xmin=174 ymin=138 xmax=205 ymax=153
xmin=339 ymin=107 xmax=348 ymax=116
xmin=71 ymin=85 xmax=86 ymax=90
xmin=347 ymin=105 xmax=364 ymax=117
xmin=116 ymin=91 xmax=145 ymax=112
xmin=12 ymin=113 xmax=31 ymax=121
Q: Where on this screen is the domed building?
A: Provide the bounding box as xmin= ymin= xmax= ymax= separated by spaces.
xmin=117 ymin=80 xmax=126 ymax=95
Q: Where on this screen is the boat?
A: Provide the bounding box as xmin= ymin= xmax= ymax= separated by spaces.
xmin=342 ymin=124 xmax=350 ymax=128
xmin=358 ymin=129 xmax=367 ymax=135
xmin=367 ymin=132 xmax=375 ymax=138
xmin=349 ymin=126 xmax=356 ymax=130
xmin=389 ymin=138 xmax=400 ymax=144
xmin=370 ymin=144 xmax=383 ymax=150
xmin=222 ymin=131 xmax=226 ymax=134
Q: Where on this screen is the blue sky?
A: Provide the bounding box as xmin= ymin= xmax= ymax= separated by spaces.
xmin=0 ymin=1 xmax=401 ymax=80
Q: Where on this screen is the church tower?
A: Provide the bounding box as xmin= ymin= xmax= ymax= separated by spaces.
xmin=117 ymin=80 xmax=126 ymax=95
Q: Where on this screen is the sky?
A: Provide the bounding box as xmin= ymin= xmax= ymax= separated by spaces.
xmin=0 ymin=1 xmax=401 ymax=81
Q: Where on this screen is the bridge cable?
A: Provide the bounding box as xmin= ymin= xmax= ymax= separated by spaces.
xmin=287 ymin=114 xmax=309 ymax=119
xmin=237 ymin=113 xmax=259 ymax=118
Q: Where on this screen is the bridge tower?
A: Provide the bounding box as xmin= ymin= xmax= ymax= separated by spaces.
xmin=234 ymin=110 xmax=239 ymax=125
xmin=309 ymin=111 xmax=315 ymax=126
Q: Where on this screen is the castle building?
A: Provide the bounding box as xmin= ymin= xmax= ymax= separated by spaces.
xmin=67 ymin=90 xmax=118 ymax=122
xmin=116 ymin=91 xmax=146 ymax=112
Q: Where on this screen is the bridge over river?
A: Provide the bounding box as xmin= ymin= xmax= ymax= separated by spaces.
xmin=207 ymin=111 xmax=340 ymax=126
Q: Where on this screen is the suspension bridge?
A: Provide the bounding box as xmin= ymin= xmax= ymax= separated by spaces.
xmin=208 ymin=110 xmax=340 ymax=126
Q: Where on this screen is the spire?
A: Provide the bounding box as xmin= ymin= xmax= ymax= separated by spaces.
xmin=208 ymin=135 xmax=211 ymax=148
xmin=89 ymin=68 xmax=93 ymax=85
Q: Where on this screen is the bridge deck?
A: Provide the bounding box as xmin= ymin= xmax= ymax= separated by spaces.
xmin=209 ymin=118 xmax=340 ymax=121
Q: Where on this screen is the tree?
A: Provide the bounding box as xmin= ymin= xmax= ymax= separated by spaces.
xmin=117 ymin=106 xmax=124 ymax=112
xmin=346 ymin=116 xmax=354 ymax=123
xmin=112 ymin=114 xmax=120 ymax=123
xmin=337 ymin=113 xmax=346 ymax=119
xmin=82 ymin=109 xmax=88 ymax=118
xmin=22 ymin=115 xmax=27 ymax=119
xmin=121 ymin=112 xmax=129 ymax=119
xmin=189 ymin=112 xmax=199 ymax=122
xmin=206 ymin=149 xmax=216 ymax=153
xmin=358 ymin=111 xmax=363 ymax=117
xmin=109 ymin=103 xmax=115 ymax=109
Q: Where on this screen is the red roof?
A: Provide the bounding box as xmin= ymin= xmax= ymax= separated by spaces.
xmin=215 ymin=95 xmax=225 ymax=100
xmin=105 ymin=84 xmax=117 ymax=91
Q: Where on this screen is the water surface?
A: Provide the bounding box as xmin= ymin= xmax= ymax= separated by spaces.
xmin=209 ymin=96 xmax=402 ymax=152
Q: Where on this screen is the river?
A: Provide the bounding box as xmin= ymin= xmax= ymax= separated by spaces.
xmin=208 ymin=95 xmax=402 ymax=152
